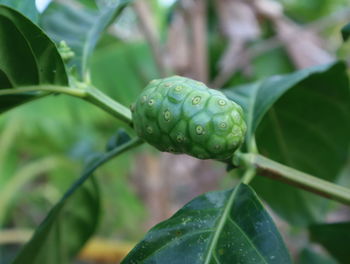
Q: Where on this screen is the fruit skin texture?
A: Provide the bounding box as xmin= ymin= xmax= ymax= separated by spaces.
xmin=131 ymin=76 xmax=247 ymax=160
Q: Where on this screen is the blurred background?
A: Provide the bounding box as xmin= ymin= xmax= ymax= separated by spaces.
xmin=1 ymin=0 xmax=350 ymax=263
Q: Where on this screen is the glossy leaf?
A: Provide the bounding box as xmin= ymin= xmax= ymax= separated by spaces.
xmin=0 ymin=5 xmax=68 ymax=114
xmin=309 ymin=221 xmax=350 ymax=264
xmin=224 ymin=62 xmax=348 ymax=147
xmin=225 ymin=62 xmax=350 ymax=225
xmin=0 ymin=0 xmax=39 ymax=23
xmin=122 ymin=184 xmax=291 ymax=264
xmin=341 ymin=22 xmax=350 ymax=41
xmin=40 ymin=0 xmax=133 ymax=79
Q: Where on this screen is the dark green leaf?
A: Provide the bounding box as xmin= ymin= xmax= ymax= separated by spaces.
xmin=309 ymin=221 xmax=350 ymax=264
xmin=12 ymin=176 xmax=100 ymax=264
xmin=225 ymin=62 xmax=350 ymax=225
xmin=0 ymin=0 xmax=38 ymax=23
xmin=40 ymin=0 xmax=133 ymax=79
xmin=341 ymin=22 xmax=350 ymax=41
xmin=122 ymin=184 xmax=291 ymax=264
xmin=298 ymin=247 xmax=338 ymax=264
xmin=224 ymin=62 xmax=348 ymax=147
xmin=0 ymin=5 xmax=68 ymax=114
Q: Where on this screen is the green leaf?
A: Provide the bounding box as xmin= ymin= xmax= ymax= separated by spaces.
xmin=40 ymin=0 xmax=133 ymax=80
xmin=12 ymin=136 xmax=141 ymax=263
xmin=341 ymin=22 xmax=350 ymax=41
xmin=122 ymin=184 xmax=291 ymax=264
xmin=0 ymin=5 xmax=68 ymax=114
xmin=0 ymin=0 xmax=39 ymax=23
xmin=298 ymin=247 xmax=338 ymax=264
xmin=224 ymin=62 xmax=348 ymax=148
xmin=12 ymin=176 xmax=100 ymax=264
xmin=225 ymin=62 xmax=350 ymax=225
xmin=309 ymin=221 xmax=350 ymax=264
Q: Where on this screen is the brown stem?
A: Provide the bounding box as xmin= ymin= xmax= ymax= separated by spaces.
xmin=133 ymin=1 xmax=167 ymax=77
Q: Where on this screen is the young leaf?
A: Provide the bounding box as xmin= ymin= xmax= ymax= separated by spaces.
xmin=225 ymin=62 xmax=350 ymax=226
xmin=40 ymin=0 xmax=133 ymax=80
xmin=309 ymin=221 xmax=350 ymax=264
xmin=12 ymin=136 xmax=141 ymax=264
xmin=0 ymin=0 xmax=39 ymax=23
xmin=122 ymin=184 xmax=291 ymax=264
xmin=0 ymin=5 xmax=68 ymax=114
xmin=341 ymin=22 xmax=350 ymax=41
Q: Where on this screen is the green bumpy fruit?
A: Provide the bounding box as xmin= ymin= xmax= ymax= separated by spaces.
xmin=131 ymin=76 xmax=247 ymax=160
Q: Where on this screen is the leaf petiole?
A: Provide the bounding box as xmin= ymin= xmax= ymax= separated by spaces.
xmin=0 ymin=84 xmax=133 ymax=126
xmin=236 ymin=152 xmax=350 ymax=206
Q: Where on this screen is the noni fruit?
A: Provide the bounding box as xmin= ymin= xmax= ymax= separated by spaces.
xmin=131 ymin=76 xmax=246 ymax=160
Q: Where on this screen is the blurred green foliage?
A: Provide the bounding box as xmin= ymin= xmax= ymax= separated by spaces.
xmin=1 ymin=0 xmax=350 ymax=263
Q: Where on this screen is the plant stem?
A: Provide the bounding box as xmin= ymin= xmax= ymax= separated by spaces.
xmin=241 ymin=167 xmax=256 ymax=184
xmin=0 ymin=85 xmax=86 ymax=97
xmin=238 ymin=153 xmax=350 ymax=206
xmin=84 ymin=87 xmax=133 ymax=126
xmin=1 ymin=85 xmax=133 ymax=126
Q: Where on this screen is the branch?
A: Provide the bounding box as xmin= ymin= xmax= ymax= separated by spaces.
xmin=212 ymin=7 xmax=350 ymax=88
xmin=238 ymin=153 xmax=350 ymax=206
xmin=83 ymin=87 xmax=133 ymax=126
xmin=133 ymin=1 xmax=167 ymax=77
xmin=183 ymin=0 xmax=208 ymax=83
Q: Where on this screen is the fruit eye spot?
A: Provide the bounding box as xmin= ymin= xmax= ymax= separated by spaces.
xmin=195 ymin=125 xmax=204 ymax=135
xmin=146 ymin=126 xmax=153 ymax=134
xmin=192 ymin=96 xmax=201 ymax=105
xmin=164 ymin=82 xmax=172 ymax=87
xmin=214 ymin=144 xmax=221 ymax=150
xmin=218 ymin=99 xmax=227 ymax=106
xmin=219 ymin=122 xmax=227 ymax=129
xmin=175 ymin=86 xmax=183 ymax=91
xmin=164 ymin=110 xmax=171 ymax=121
xmin=176 ymin=134 xmax=184 ymax=142
xmin=148 ymin=99 xmax=155 ymax=106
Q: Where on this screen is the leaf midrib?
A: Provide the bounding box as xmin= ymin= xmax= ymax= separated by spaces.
xmin=203 ymin=186 xmax=267 ymax=264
